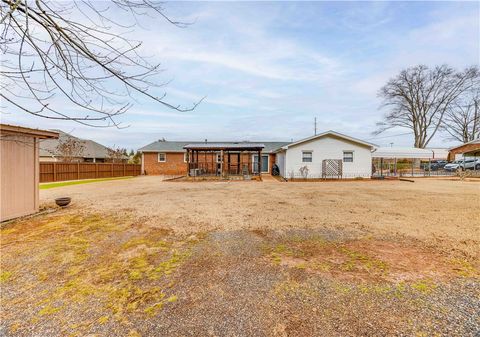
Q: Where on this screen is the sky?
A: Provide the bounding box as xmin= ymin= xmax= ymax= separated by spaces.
xmin=2 ymin=1 xmax=479 ymax=150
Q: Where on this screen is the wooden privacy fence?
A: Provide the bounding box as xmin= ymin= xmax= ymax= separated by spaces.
xmin=40 ymin=162 xmax=141 ymax=183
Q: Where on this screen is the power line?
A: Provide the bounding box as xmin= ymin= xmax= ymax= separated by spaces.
xmin=365 ymin=132 xmax=413 ymax=140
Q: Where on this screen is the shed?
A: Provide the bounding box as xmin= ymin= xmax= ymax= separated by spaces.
xmin=1 ymin=124 xmax=58 ymax=222
xmin=448 ymin=139 xmax=480 ymax=160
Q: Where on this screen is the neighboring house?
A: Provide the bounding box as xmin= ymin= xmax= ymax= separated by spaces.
xmin=138 ymin=131 xmax=375 ymax=179
xmin=39 ymin=130 xmax=126 ymax=163
xmin=1 ymin=124 xmax=58 ymax=222
xmin=448 ymin=139 xmax=480 ymax=161
xmin=275 ymin=131 xmax=375 ymax=179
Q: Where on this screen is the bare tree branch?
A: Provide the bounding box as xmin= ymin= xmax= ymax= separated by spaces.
xmin=374 ymin=64 xmax=479 ymax=148
xmin=0 ymin=0 xmax=203 ymax=127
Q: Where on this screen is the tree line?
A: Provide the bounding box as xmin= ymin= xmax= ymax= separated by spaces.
xmin=375 ymin=64 xmax=479 ymax=147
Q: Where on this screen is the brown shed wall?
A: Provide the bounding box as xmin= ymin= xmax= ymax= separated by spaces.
xmin=1 ymin=134 xmax=38 ymax=221
xmin=448 ymin=143 xmax=480 ymax=161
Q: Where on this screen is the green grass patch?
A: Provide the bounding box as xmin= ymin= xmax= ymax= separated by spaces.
xmin=0 ymin=271 xmax=12 ymax=283
xmin=39 ymin=177 xmax=134 ymax=190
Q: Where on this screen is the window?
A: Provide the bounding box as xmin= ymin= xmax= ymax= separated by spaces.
xmin=158 ymin=153 xmax=166 ymax=162
xmin=343 ymin=151 xmax=353 ymax=162
xmin=302 ymin=151 xmax=313 ymax=162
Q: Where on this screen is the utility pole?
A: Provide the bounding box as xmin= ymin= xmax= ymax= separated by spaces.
xmin=314 ymin=117 xmax=317 ymax=135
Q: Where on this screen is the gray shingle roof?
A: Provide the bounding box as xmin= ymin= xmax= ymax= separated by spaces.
xmin=39 ymin=130 xmax=115 ymax=159
xmin=139 ymin=140 xmax=290 ymax=153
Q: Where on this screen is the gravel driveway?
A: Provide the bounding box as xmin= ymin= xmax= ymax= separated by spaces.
xmin=1 ymin=177 xmax=477 ymax=336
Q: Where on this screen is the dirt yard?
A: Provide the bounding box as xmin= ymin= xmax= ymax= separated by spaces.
xmin=1 ymin=177 xmax=479 ymax=336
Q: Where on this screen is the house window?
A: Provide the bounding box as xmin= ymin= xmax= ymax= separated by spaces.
xmin=302 ymin=151 xmax=313 ymax=162
xmin=158 ymin=153 xmax=166 ymax=162
xmin=343 ymin=151 xmax=354 ymax=162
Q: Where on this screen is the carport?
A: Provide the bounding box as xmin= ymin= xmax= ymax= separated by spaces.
xmin=372 ymin=147 xmax=438 ymax=177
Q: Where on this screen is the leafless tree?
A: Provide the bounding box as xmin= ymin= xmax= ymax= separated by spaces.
xmin=374 ymin=65 xmax=479 ymax=148
xmin=442 ymin=88 xmax=480 ymax=143
xmin=55 ymin=137 xmax=85 ymax=162
xmin=0 ymin=0 xmax=202 ymax=127
xmin=107 ymin=146 xmax=127 ymax=163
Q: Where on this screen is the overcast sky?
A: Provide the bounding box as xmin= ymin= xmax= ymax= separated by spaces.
xmin=2 ymin=1 xmax=479 ymax=150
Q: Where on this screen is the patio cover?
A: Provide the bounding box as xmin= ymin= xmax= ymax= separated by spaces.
xmin=184 ymin=143 xmax=265 ymax=151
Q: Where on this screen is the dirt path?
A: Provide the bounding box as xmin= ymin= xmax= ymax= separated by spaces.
xmin=40 ymin=176 xmax=480 ymax=258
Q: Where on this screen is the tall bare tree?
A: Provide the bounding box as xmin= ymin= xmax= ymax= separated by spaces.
xmin=55 ymin=137 xmax=85 ymax=162
xmin=442 ymin=89 xmax=480 ymax=143
xmin=0 ymin=0 xmax=202 ymax=127
xmin=374 ymin=65 xmax=479 ymax=148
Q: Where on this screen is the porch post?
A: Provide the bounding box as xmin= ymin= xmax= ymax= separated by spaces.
xmin=258 ymin=150 xmax=262 ymax=175
xmin=220 ymin=149 xmax=224 ymax=177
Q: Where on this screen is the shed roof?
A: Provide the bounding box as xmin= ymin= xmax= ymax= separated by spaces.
xmin=448 ymin=138 xmax=480 ymax=151
xmin=0 ymin=124 xmax=58 ymax=139
xmin=372 ymin=147 xmax=436 ymax=159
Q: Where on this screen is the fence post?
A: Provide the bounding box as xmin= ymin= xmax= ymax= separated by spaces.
xmin=77 ymin=162 xmax=80 ymax=180
xmin=53 ymin=162 xmax=57 ymax=182
xmin=123 ymin=163 xmax=126 ymax=176
xmin=95 ymin=163 xmax=98 ymax=179
xmin=111 ymin=163 xmax=114 ymax=177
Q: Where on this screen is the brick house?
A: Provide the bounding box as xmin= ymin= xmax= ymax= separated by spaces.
xmin=448 ymin=139 xmax=480 ymax=161
xmin=138 ymin=131 xmax=376 ymax=179
xmin=139 ymin=141 xmax=289 ymax=176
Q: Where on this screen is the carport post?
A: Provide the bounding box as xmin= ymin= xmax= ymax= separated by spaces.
xmin=428 ymin=158 xmax=431 ymax=177
xmin=380 ymin=158 xmax=383 ymax=177
xmin=411 ymin=158 xmax=414 ymax=177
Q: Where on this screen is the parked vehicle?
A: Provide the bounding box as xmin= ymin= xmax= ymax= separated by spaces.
xmin=423 ymin=160 xmax=448 ymax=171
xmin=444 ymin=158 xmax=480 ymax=171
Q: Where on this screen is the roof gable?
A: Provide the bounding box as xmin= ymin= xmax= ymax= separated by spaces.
xmin=280 ymin=130 xmax=375 ymax=150
xmin=39 ymin=130 xmax=116 ymax=159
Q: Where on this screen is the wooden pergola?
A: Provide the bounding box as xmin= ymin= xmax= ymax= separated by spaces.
xmin=183 ymin=143 xmax=265 ymax=178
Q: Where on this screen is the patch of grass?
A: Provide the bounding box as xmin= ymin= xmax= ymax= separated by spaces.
xmin=274 ymin=279 xmax=318 ymax=298
xmin=450 ymin=258 xmax=477 ymax=277
xmin=0 ymin=227 xmax=17 ymax=235
xmin=340 ymin=247 xmax=388 ymax=273
xmin=411 ymin=279 xmax=437 ymax=294
xmin=0 ymin=271 xmax=12 ymax=283
xmin=97 ymin=316 xmax=109 ymax=324
xmin=39 ymin=177 xmax=134 ymax=190
xmin=166 ymin=295 xmax=177 ymax=303
xmin=122 ymin=237 xmax=170 ymax=250
xmin=38 ymin=305 xmax=62 ymax=316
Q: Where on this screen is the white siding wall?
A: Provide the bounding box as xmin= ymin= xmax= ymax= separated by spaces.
xmin=275 ymin=151 xmax=286 ymax=177
xmin=284 ymin=136 xmax=372 ymax=178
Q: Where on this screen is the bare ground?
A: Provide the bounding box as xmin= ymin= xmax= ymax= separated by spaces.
xmin=1 ymin=177 xmax=479 ymax=336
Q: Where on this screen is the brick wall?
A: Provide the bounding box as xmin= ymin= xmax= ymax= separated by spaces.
xmin=448 ymin=144 xmax=480 ymax=161
xmin=143 ymin=152 xmax=187 ymax=175
xmin=143 ymin=151 xmax=277 ymax=176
